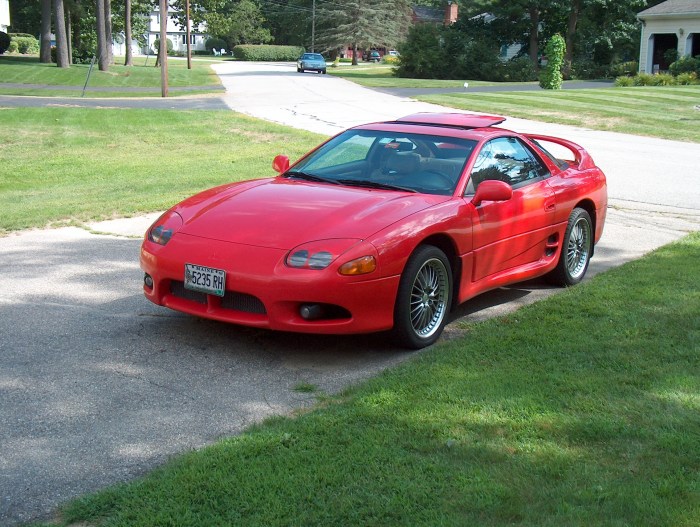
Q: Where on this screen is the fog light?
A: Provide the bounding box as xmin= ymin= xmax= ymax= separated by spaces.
xmin=300 ymin=304 xmax=324 ymax=320
xmin=144 ymin=273 xmax=154 ymax=288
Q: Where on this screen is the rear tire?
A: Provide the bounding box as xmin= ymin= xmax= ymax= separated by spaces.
xmin=548 ymin=207 xmax=593 ymax=286
xmin=393 ymin=246 xmax=452 ymax=349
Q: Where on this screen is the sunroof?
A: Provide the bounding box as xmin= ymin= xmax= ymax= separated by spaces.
xmin=395 ymin=113 xmax=506 ymax=129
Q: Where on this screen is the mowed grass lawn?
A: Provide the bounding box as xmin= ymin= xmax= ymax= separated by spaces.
xmin=46 ymin=232 xmax=699 ymax=527
xmin=0 ymin=55 xmax=223 ymax=97
xmin=419 ymin=85 xmax=700 ymax=143
xmin=328 ymin=64 xmax=511 ymax=88
xmin=0 ymin=107 xmax=322 ymax=233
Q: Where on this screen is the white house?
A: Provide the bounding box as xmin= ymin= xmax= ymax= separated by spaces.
xmin=638 ymin=0 xmax=700 ymax=73
xmin=142 ymin=5 xmax=208 ymax=55
xmin=1 ymin=0 xmax=11 ymax=33
xmin=112 ymin=5 xmax=209 ymax=57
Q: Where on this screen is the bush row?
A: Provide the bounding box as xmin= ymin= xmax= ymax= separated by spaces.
xmin=615 ymin=71 xmax=698 ymax=86
xmin=7 ymin=34 xmax=39 ymax=54
xmin=232 ymin=45 xmax=305 ymax=62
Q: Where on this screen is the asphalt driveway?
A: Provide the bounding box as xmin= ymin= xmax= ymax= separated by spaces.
xmin=2 ymin=61 xmax=699 ymax=526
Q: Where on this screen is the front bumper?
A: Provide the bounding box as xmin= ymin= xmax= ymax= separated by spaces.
xmin=140 ymin=233 xmax=399 ymax=335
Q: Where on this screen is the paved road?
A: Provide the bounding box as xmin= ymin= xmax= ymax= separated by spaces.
xmin=2 ymin=62 xmax=699 ymax=526
xmin=0 ymin=93 xmax=230 ymax=110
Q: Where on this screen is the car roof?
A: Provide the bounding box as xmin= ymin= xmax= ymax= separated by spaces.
xmin=353 ymin=113 xmax=511 ymax=140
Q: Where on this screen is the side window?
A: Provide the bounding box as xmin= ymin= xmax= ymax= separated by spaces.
xmin=465 ymin=137 xmax=550 ymax=194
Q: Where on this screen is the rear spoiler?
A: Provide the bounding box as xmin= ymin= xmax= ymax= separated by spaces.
xmin=526 ymin=134 xmax=596 ymax=171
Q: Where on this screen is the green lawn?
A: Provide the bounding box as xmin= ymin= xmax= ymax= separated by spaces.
xmin=44 ymin=232 xmax=700 ymax=527
xmin=328 ymin=64 xmax=509 ymax=88
xmin=0 ymin=55 xmax=224 ymax=97
xmin=0 ymin=107 xmax=322 ymax=233
xmin=418 ymin=86 xmax=700 ymax=143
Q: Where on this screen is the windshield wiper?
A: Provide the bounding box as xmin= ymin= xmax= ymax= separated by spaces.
xmin=284 ymin=170 xmax=340 ymax=185
xmin=338 ymin=179 xmax=417 ymax=193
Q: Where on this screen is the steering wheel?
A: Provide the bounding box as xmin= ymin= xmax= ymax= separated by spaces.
xmin=417 ymin=170 xmax=455 ymax=191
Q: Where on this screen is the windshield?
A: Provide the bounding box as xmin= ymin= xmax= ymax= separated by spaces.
xmin=302 ymin=53 xmax=324 ymax=61
xmin=288 ymin=130 xmax=477 ymax=196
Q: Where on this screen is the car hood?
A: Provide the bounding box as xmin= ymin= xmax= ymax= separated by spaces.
xmin=175 ymin=178 xmax=447 ymax=249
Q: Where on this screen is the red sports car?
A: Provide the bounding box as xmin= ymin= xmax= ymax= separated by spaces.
xmin=141 ymin=113 xmax=607 ymax=349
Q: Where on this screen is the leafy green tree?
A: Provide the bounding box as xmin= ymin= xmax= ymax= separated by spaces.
xmin=539 ymin=33 xmax=565 ymax=88
xmin=205 ymin=0 xmax=272 ymax=48
xmin=315 ymin=0 xmax=411 ymax=65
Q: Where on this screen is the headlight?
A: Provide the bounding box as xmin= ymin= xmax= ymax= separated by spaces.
xmin=147 ymin=210 xmax=183 ymax=246
xmin=286 ymin=239 xmax=361 ymax=270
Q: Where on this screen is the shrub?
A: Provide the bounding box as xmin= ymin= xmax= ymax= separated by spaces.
xmin=232 ymin=45 xmax=305 ymax=61
xmin=383 ymin=55 xmax=399 ymax=65
xmin=499 ymin=56 xmax=537 ymax=82
xmin=152 ymin=38 xmax=173 ymax=55
xmin=539 ymin=34 xmax=565 ymax=89
xmin=205 ymin=37 xmax=227 ymax=53
xmin=614 ymin=75 xmax=634 ymax=87
xmin=675 ymin=71 xmax=698 ymax=85
xmin=633 ymin=73 xmax=656 ymax=86
xmin=610 ymin=61 xmax=638 ymax=77
xmin=570 ymin=59 xmax=611 ymax=79
xmin=0 ymin=31 xmax=10 ymax=54
xmin=653 ymin=73 xmax=676 ymax=86
xmin=669 ymin=55 xmax=700 ymax=76
xmin=7 ymin=40 xmax=18 ymax=53
xmin=12 ymin=35 xmax=39 ymax=54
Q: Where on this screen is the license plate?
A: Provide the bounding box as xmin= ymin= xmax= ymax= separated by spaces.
xmin=184 ymin=264 xmax=226 ymax=297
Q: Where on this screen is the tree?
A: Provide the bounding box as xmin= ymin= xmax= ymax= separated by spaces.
xmin=205 ymin=0 xmax=272 ymax=48
xmin=124 ymin=0 xmax=133 ymax=65
xmin=53 ymin=0 xmax=70 ymax=66
xmin=40 ymin=0 xmax=52 ymax=62
xmin=104 ymin=0 xmax=114 ymax=64
xmin=315 ymin=0 xmax=411 ymax=65
xmin=95 ymin=0 xmax=109 ymax=70
xmin=539 ymin=33 xmax=565 ymax=88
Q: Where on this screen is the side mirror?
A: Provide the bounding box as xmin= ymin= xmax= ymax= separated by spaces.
xmin=471 ymin=180 xmax=512 ymax=206
xmin=272 ymin=155 xmax=290 ymax=174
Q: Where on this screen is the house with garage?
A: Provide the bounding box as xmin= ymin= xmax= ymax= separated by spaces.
xmin=0 ymin=0 xmax=10 ymax=33
xmin=638 ymin=0 xmax=700 ymax=73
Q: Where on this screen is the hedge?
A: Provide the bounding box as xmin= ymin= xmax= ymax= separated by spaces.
xmin=11 ymin=35 xmax=39 ymax=54
xmin=232 ymin=45 xmax=305 ymax=61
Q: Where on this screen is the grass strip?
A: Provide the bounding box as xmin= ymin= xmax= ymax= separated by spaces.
xmin=0 ymin=107 xmax=322 ymax=233
xmin=328 ymin=65 xmax=506 ymax=88
xmin=418 ymin=86 xmax=700 ymax=143
xmin=46 ymin=232 xmax=700 ymax=527
xmin=0 ymin=55 xmax=224 ymax=96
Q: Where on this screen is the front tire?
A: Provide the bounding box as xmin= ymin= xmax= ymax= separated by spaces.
xmin=548 ymin=207 xmax=593 ymax=286
xmin=393 ymin=246 xmax=452 ymax=349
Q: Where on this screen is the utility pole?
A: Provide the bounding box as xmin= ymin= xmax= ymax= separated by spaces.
xmin=159 ymin=0 xmax=169 ymax=97
xmin=311 ymin=0 xmax=315 ymax=52
xmin=186 ymin=0 xmax=192 ymax=69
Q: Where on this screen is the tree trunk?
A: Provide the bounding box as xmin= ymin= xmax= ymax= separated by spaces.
xmin=528 ymin=5 xmax=539 ymax=68
xmin=352 ymin=42 xmax=358 ymax=66
xmin=185 ymin=0 xmax=191 ymax=69
xmin=564 ymin=0 xmax=581 ymax=75
xmin=66 ymin=7 xmax=72 ymax=64
xmin=72 ymin=1 xmax=82 ymax=55
xmin=95 ymin=0 xmax=109 ymax=70
xmin=53 ymin=0 xmax=70 ymax=67
xmin=105 ymin=0 xmax=114 ymax=64
xmin=40 ymin=0 xmax=52 ymax=63
xmin=124 ymin=0 xmax=133 ymax=66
